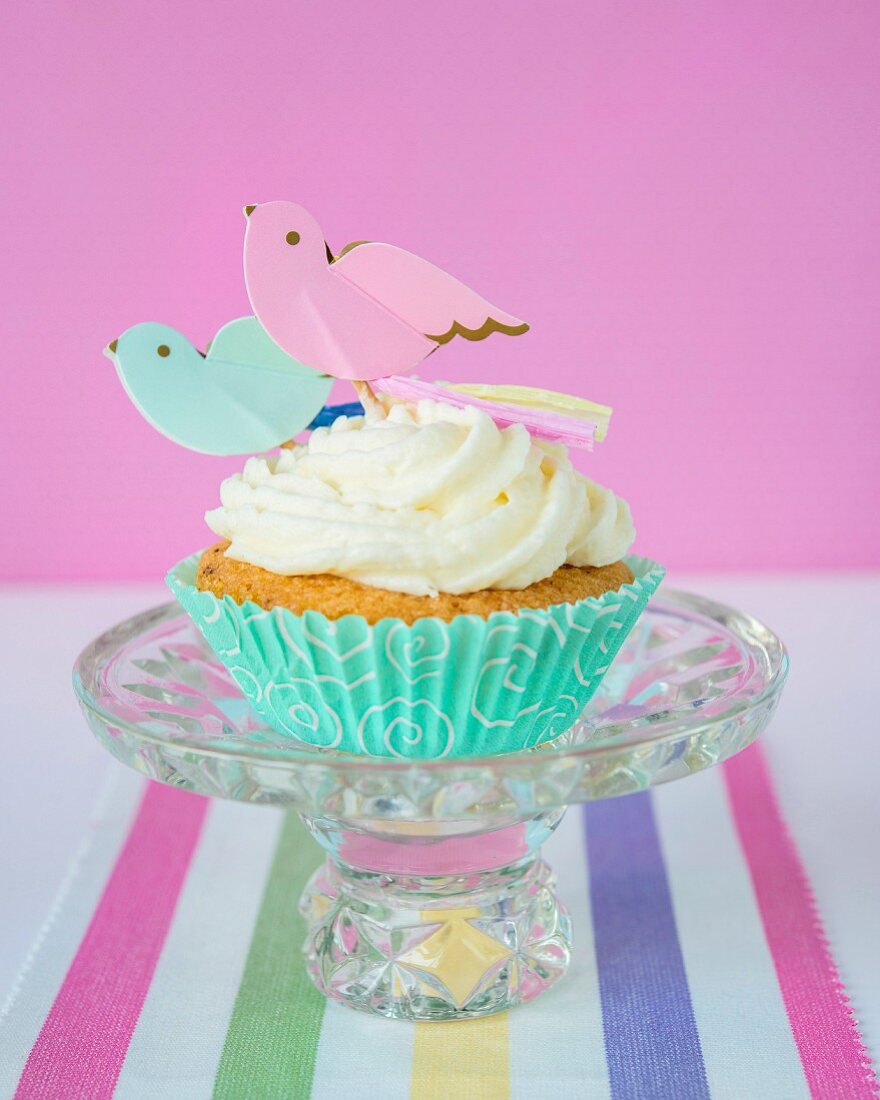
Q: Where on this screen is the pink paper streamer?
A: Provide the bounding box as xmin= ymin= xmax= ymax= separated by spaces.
xmin=372 ymin=375 xmax=597 ymax=449
xmin=15 ymin=784 xmax=208 ymax=1100
xmin=724 ymin=746 xmax=880 ymax=1099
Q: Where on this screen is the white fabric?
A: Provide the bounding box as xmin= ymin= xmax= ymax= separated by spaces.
xmin=508 ymin=815 xmax=612 ymax=1099
xmin=113 ymin=801 xmax=282 ymax=1099
xmin=0 ymin=767 xmax=144 ymax=1097
xmin=0 ymin=574 xmax=877 ymax=1074
xmin=0 ymin=584 xmax=159 ymax=1010
xmin=654 ymin=768 xmax=809 ymax=1098
xmin=310 ymin=1004 xmax=415 ymax=1100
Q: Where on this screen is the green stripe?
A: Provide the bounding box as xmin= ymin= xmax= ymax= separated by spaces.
xmin=212 ymin=813 xmax=326 ymax=1100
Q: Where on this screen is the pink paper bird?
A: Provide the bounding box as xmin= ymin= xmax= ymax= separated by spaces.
xmin=243 ymin=201 xmax=529 ymax=381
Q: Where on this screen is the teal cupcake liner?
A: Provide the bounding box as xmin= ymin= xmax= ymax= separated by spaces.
xmin=167 ymin=554 xmax=665 ymax=759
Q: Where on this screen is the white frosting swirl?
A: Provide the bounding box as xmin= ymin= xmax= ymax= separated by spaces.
xmin=206 ymin=400 xmax=635 ymax=597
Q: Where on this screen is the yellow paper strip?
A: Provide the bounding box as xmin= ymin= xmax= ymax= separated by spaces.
xmin=411 ymin=1014 xmax=510 ymax=1100
xmin=444 ymin=382 xmax=612 ymax=442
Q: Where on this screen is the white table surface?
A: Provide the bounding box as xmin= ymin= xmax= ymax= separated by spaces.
xmin=1 ymin=574 xmax=878 ymax=1068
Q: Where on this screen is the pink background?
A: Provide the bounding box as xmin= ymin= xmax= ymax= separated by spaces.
xmin=2 ymin=1 xmax=878 ymax=580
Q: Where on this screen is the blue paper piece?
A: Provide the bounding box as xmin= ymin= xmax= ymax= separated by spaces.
xmin=308 ymin=402 xmax=364 ymax=428
xmin=105 ymin=317 xmax=333 ymax=455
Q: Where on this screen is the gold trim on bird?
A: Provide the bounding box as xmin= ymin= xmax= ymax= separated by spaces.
xmin=426 ymin=318 xmax=530 ymax=345
xmin=335 ymin=240 xmax=371 ymax=260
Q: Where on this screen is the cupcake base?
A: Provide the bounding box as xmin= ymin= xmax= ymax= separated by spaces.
xmin=168 ymin=551 xmax=665 ymax=759
xmin=196 ymin=540 xmax=635 ymax=625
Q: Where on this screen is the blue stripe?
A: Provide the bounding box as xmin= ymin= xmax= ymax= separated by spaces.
xmin=308 ymin=402 xmax=364 ymax=428
xmin=583 ymin=793 xmax=710 ymax=1100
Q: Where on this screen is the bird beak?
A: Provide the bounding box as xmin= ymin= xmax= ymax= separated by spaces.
xmin=243 ymin=204 xmax=257 ymax=217
xmin=103 ymin=338 xmax=119 ymax=359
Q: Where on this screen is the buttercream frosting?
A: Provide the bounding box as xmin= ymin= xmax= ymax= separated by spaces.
xmin=205 ymin=399 xmax=635 ymax=597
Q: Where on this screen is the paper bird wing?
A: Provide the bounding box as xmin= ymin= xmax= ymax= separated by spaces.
xmin=111 ymin=318 xmax=332 ymax=455
xmin=207 ymin=316 xmax=329 ymax=380
xmin=190 ymin=318 xmax=332 ymax=452
xmin=332 ymin=243 xmax=529 ymax=345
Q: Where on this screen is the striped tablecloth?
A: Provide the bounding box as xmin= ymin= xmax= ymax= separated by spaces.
xmin=1 ymin=745 xmax=877 ymax=1100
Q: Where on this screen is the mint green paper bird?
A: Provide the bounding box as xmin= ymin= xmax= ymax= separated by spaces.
xmin=104 ymin=316 xmax=333 ymax=454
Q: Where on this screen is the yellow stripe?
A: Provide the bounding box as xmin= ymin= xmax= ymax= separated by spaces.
xmin=411 ymin=1013 xmax=510 ymax=1100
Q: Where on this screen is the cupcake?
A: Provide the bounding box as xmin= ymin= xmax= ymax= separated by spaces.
xmin=101 ymin=197 xmax=664 ymax=757
xmin=168 ymin=397 xmax=664 ymax=758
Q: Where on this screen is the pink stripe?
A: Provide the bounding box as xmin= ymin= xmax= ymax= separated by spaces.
xmin=15 ymin=783 xmax=208 ymax=1100
xmin=373 ymin=375 xmax=598 ymax=448
xmin=724 ymin=745 xmax=879 ymax=1099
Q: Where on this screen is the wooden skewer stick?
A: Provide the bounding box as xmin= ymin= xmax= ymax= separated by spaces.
xmin=353 ymin=379 xmax=386 ymax=419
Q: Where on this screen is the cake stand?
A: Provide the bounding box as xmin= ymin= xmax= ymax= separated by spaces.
xmin=73 ymin=589 xmax=787 ymax=1022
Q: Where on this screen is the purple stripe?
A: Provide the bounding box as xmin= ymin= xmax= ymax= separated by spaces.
xmin=583 ymin=793 xmax=710 ymax=1100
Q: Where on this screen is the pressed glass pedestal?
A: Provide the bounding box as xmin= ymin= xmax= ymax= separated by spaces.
xmin=73 ymin=589 xmax=787 ymax=1021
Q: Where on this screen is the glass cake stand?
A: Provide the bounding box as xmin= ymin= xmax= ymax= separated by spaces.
xmin=73 ymin=589 xmax=787 ymax=1022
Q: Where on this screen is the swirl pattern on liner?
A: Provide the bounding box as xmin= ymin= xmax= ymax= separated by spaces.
xmin=205 ymin=399 xmax=635 ymax=597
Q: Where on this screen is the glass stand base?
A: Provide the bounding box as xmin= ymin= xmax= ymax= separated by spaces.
xmin=299 ymin=854 xmax=572 ymax=1021
xmin=74 ymin=591 xmax=788 ymax=1024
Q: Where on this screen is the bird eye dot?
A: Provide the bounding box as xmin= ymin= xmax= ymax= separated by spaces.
xmin=157 ymin=344 xmax=170 ymax=357
xmin=285 ymin=230 xmax=301 ymax=246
